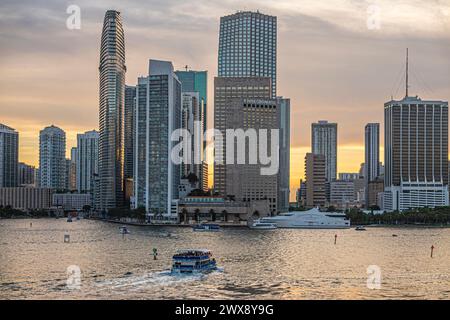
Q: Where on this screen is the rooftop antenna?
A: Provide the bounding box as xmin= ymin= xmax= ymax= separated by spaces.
xmin=405 ymin=48 xmax=409 ymax=98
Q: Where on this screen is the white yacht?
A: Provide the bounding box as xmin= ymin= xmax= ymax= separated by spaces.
xmin=260 ymin=207 xmax=350 ymax=229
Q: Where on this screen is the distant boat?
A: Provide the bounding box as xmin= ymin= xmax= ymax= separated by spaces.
xmin=171 ymin=249 xmax=217 ymax=274
xmin=119 ymin=226 xmax=130 ymax=234
xmin=193 ymin=223 xmax=220 ymax=232
xmin=260 ymin=207 xmax=351 ymax=229
xmin=355 ymin=226 xmax=367 ymax=231
xmin=249 ymin=219 xmax=277 ymax=230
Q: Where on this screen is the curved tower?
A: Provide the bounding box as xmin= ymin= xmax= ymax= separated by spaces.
xmin=99 ymin=10 xmax=126 ymax=210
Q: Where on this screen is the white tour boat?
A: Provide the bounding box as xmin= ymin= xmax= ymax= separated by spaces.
xmin=249 ymin=219 xmax=278 ymax=230
xmin=260 ymin=207 xmax=350 ymax=229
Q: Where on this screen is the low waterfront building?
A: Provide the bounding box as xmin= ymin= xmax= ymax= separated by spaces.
xmin=52 ymin=193 xmax=92 ymax=211
xmin=367 ymin=177 xmax=384 ymax=209
xmin=0 ymin=187 xmax=53 ymax=210
xmin=178 ymin=196 xmax=270 ymax=224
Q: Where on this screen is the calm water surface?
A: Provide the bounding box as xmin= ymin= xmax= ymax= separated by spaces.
xmin=1 ymin=219 xmax=449 ymax=299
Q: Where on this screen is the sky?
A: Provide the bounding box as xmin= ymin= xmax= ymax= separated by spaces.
xmin=1 ymin=0 xmax=449 ymax=200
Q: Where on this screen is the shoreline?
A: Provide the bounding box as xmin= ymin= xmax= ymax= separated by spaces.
xmin=1 ymin=216 xmax=450 ymax=228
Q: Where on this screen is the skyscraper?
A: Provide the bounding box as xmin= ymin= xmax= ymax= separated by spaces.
xmin=134 ymin=59 xmax=181 ymax=221
xmin=277 ymin=98 xmax=290 ymax=213
xmin=218 ymin=11 xmax=277 ymax=97
xmin=384 ymin=96 xmax=449 ymax=211
xmin=364 ymin=123 xmax=380 ymax=208
xmin=0 ymin=124 xmax=18 ymax=188
xmin=175 ymin=70 xmax=207 ymax=136
xmin=384 ymin=50 xmax=449 ymax=211
xmin=181 ymin=91 xmax=207 ymax=191
xmin=76 ymin=130 xmax=99 ymax=193
xmin=67 ymin=147 xmax=77 ymax=191
xmin=124 ymin=85 xmax=136 ymax=180
xmin=98 ymin=10 xmax=126 ymax=210
xmin=312 ymin=120 xmax=337 ymax=183
xmin=39 ymin=125 xmax=66 ymax=189
xmin=214 ymin=77 xmax=272 ymax=197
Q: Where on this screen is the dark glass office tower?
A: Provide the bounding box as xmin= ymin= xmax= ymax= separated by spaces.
xmin=218 ymin=11 xmax=277 ymax=97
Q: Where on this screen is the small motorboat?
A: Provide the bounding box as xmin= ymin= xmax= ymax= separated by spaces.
xmin=171 ymin=249 xmax=217 ymax=274
xmin=119 ymin=226 xmax=130 ymax=234
xmin=193 ymin=223 xmax=220 ymax=232
xmin=355 ymin=226 xmax=366 ymax=231
xmin=249 ymin=219 xmax=277 ymax=230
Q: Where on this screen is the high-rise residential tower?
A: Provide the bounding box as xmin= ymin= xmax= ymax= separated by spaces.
xmin=39 ymin=125 xmax=66 ymax=189
xmin=364 ymin=123 xmax=380 ymax=208
xmin=124 ymin=85 xmax=136 ymax=180
xmin=76 ymin=130 xmax=99 ymax=193
xmin=312 ymin=120 xmax=337 ymax=183
xmin=134 ymin=60 xmax=181 ymax=221
xmin=218 ymin=11 xmax=277 ymax=97
xmin=277 ymin=98 xmax=290 ymax=213
xmin=98 ymin=10 xmax=126 ymax=210
xmin=0 ymin=124 xmax=19 ymax=188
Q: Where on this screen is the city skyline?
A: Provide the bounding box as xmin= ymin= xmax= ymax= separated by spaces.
xmin=1 ymin=1 xmax=449 ymax=200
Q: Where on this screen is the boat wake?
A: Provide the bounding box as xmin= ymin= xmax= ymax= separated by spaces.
xmin=96 ymin=268 xmax=222 ymax=291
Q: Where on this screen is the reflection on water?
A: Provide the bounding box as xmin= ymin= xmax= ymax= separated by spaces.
xmin=0 ymin=219 xmax=449 ymax=299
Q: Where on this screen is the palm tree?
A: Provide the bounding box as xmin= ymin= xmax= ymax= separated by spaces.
xmin=181 ymin=208 xmax=188 ymax=223
xmin=209 ymin=209 xmax=216 ymax=221
xmin=194 ymin=209 xmax=200 ymax=222
xmin=222 ymin=210 xmax=228 ymax=222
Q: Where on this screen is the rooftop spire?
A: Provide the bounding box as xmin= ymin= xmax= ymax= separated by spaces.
xmin=405 ymin=48 xmax=409 ymax=98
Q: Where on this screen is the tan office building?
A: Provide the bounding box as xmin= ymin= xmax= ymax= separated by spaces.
xmin=305 ymin=153 xmax=326 ymax=208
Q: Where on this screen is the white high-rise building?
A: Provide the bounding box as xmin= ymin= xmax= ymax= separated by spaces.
xmin=312 ymin=120 xmax=337 ymax=183
xmin=76 ymin=130 xmax=99 ymax=193
xmin=39 ymin=125 xmax=66 ymax=189
xmin=134 ymin=60 xmax=181 ymax=221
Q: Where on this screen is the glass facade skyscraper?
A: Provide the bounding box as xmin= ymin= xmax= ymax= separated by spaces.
xmin=175 ymin=70 xmax=207 ymax=134
xmin=218 ymin=11 xmax=277 ymax=97
xmin=98 ymin=10 xmax=126 ymax=210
